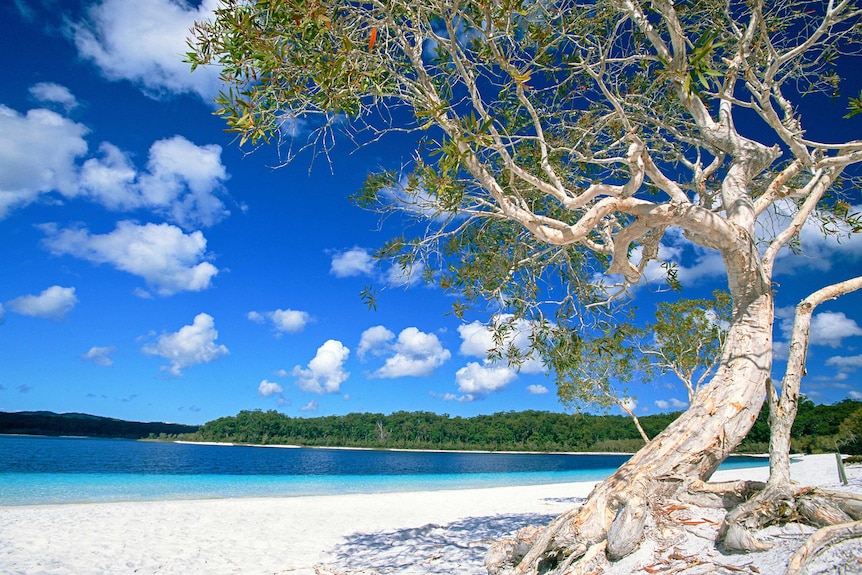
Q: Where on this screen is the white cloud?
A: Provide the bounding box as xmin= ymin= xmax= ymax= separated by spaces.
xmin=826 ymin=354 xmax=862 ymax=372
xmin=5 ymin=286 xmax=78 ymax=320
xmin=368 ymin=327 xmax=451 ymax=378
xmin=292 ymin=340 xmax=350 ymax=394
xmin=258 ymin=379 xmax=283 ymax=398
xmin=80 ymin=136 xmax=230 ymax=229
xmin=458 ymin=316 xmax=545 ymax=374
xmin=386 ymin=261 xmax=425 ymax=287
xmin=527 ymin=384 xmax=549 ymax=395
xmin=436 ymin=392 xmax=474 ymax=403
xmin=619 ymin=397 xmax=637 ymax=413
xmin=248 ymin=309 xmax=312 ymax=335
xmin=809 ymin=312 xmax=862 ymax=348
xmin=300 ymin=400 xmax=319 ymax=412
xmin=73 ymin=0 xmax=223 ymax=100
xmin=357 ymin=325 xmax=395 ymax=359
xmin=632 ymin=230 xmax=727 ymax=287
xmin=850 ymin=391 xmax=862 ymax=400
xmin=41 ymin=220 xmax=218 ymax=296
xmin=0 ymin=104 xmax=88 ymax=218
xmin=81 ymin=346 xmax=116 ymax=366
xmin=765 ymin=200 xmax=862 ymax=275
xmin=142 ymin=312 xmax=228 ymax=376
xmin=330 ymin=247 xmax=375 ymax=278
xmin=329 ymin=246 xmax=425 ymax=287
xmin=29 ymin=82 xmax=78 ymax=112
xmin=655 ymin=398 xmax=688 ymax=410
xmin=775 ymin=308 xmax=862 ymax=353
xmin=0 ymin=100 xmax=230 ymax=226
xmin=455 ymin=362 xmax=517 ymax=398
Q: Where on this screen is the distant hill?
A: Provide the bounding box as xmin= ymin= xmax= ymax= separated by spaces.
xmin=0 ymin=411 xmax=199 ymax=439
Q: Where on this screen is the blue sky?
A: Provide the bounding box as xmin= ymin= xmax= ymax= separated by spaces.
xmin=1 ymin=0 xmax=861 ymax=426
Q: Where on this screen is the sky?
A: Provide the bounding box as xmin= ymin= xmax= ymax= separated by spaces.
xmin=1 ymin=0 xmax=861 ymax=426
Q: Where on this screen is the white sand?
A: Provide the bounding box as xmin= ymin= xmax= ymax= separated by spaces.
xmin=0 ymin=454 xmax=858 ymax=575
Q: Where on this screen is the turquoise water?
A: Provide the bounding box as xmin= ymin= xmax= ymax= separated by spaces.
xmin=0 ymin=435 xmax=767 ymax=505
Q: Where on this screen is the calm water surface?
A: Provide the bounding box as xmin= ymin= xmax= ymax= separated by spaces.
xmin=0 ymin=435 xmax=766 ymax=505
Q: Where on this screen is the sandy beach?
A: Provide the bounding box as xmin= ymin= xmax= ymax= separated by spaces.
xmin=0 ymin=454 xmax=859 ymax=575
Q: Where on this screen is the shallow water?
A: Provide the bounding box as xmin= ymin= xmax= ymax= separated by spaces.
xmin=0 ymin=435 xmax=766 ymax=505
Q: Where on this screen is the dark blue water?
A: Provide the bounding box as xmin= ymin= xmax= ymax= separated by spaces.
xmin=0 ymin=435 xmax=767 ymax=505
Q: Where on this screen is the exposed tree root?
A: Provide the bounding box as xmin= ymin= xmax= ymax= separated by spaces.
xmin=785 ymin=519 xmax=862 ymax=575
xmin=718 ymin=486 xmax=862 ymax=554
xmin=486 ymin=475 xmax=862 ymax=575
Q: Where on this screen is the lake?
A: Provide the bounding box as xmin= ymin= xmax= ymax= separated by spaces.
xmin=0 ymin=435 xmax=767 ymax=505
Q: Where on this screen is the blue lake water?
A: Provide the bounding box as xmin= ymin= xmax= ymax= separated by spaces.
xmin=0 ymin=435 xmax=767 ymax=505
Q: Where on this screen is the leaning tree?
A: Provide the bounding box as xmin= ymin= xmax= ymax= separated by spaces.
xmin=188 ymin=0 xmax=862 ymax=572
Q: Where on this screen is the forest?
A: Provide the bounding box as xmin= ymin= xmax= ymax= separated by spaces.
xmin=179 ymin=398 xmax=862 ymax=455
xmin=0 ymin=410 xmax=199 ymax=439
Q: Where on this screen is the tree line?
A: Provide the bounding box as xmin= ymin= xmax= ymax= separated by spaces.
xmin=0 ymin=410 xmax=199 ymax=439
xmin=179 ymin=399 xmax=862 ymax=454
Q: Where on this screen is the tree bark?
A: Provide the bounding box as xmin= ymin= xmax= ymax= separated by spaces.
xmin=718 ymin=276 xmax=862 ymax=553
xmin=488 ymin=247 xmax=774 ymax=574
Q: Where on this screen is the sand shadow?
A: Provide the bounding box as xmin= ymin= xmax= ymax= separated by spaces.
xmin=325 ymin=506 xmax=577 ymax=575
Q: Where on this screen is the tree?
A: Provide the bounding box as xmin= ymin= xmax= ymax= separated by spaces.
xmin=639 ymin=289 xmax=731 ymax=404
xmin=187 ymin=1 xmax=862 ymax=572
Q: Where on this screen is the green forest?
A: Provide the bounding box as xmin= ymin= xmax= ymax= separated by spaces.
xmin=5 ymin=399 xmax=860 ymax=454
xmin=178 ymin=398 xmax=862 ymax=455
xmin=0 ymin=410 xmax=199 ymax=439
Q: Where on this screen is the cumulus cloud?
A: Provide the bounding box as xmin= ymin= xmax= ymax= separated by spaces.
xmin=5 ymin=286 xmax=78 ymax=320
xmin=458 ymin=316 xmax=545 ymax=374
xmin=292 ymin=340 xmax=350 ymax=394
xmin=258 ymin=379 xmax=283 ymax=397
xmin=357 ymin=325 xmax=395 ymax=359
xmin=527 ymin=384 xmax=549 ymax=395
xmin=826 ymin=354 xmax=862 ymax=373
xmin=362 ymin=327 xmax=451 ymax=378
xmin=775 ymin=308 xmax=862 ymax=352
xmin=41 ymin=220 xmax=218 ymax=296
xmin=330 ymin=246 xmax=424 ymax=287
xmin=0 ymin=99 xmax=230 ymax=226
xmin=808 ymin=312 xmax=862 ymax=347
xmin=454 ymin=362 xmax=518 ymax=400
xmin=73 ymin=0 xmax=223 ymax=100
xmin=80 ymin=136 xmax=230 ymax=229
xmin=655 ymin=398 xmax=688 ymax=411
xmin=248 ymin=308 xmax=312 ymax=335
xmin=29 ymin=82 xmax=79 ymax=112
xmin=81 ymin=346 xmax=117 ymax=366
xmin=0 ymin=104 xmax=88 ymax=218
xmin=330 ymin=247 xmax=375 ymax=278
xmin=142 ymin=312 xmax=228 ymax=376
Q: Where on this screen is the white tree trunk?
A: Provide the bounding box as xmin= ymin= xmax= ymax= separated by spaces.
xmin=490 ymin=251 xmax=774 ymax=574
xmin=720 ymin=276 xmax=862 ymax=554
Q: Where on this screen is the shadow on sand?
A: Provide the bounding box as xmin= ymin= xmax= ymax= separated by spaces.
xmin=325 ymin=506 xmax=576 ymax=575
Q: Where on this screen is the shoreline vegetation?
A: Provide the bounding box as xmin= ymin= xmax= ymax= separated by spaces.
xmin=3 ymin=398 xmax=861 ymax=455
